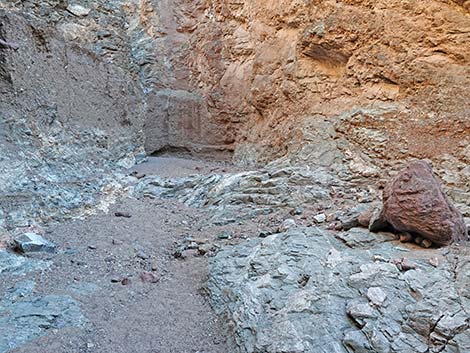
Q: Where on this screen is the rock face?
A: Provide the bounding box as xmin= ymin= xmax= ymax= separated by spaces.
xmin=377 ymin=160 xmax=467 ymax=246
xmin=208 ymin=227 xmax=470 ymax=353
xmin=132 ymin=0 xmax=470 ymax=179
xmin=0 ymin=1 xmax=145 ymax=229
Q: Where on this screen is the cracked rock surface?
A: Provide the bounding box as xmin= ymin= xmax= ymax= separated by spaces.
xmin=208 ymin=227 xmax=470 ymax=353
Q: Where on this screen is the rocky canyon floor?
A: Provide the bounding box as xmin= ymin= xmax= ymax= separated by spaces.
xmin=1 ymin=157 xmax=241 ymax=353
xmin=2 ymin=156 xmax=469 ymax=353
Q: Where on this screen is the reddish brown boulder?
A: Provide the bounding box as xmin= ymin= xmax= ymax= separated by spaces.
xmin=376 ymin=160 xmax=467 ymax=246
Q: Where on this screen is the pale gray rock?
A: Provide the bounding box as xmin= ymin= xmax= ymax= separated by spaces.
xmin=66 ymin=4 xmax=91 ymax=16
xmin=208 ymin=227 xmax=470 ymax=352
xmin=0 ymin=294 xmax=85 ymax=353
xmin=367 ymin=287 xmax=387 ymax=306
xmin=14 ymin=232 xmax=56 ymax=253
xmin=279 ymin=219 xmax=297 ymax=232
xmin=0 ymin=250 xmax=51 ymax=275
xmin=134 ymin=165 xmax=338 ymax=224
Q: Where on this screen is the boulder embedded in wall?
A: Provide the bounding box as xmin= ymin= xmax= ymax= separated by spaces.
xmin=376 ymin=160 xmax=467 ymax=246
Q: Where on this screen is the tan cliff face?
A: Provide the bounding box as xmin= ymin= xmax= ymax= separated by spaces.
xmin=0 ymin=0 xmax=468 ymax=189
xmin=138 ymin=0 xmax=469 ymax=183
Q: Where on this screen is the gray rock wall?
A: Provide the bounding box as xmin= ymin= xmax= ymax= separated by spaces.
xmin=0 ymin=1 xmax=145 ymax=228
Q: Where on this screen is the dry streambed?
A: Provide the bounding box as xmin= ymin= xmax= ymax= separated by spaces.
xmin=0 ymin=157 xmax=469 ymax=353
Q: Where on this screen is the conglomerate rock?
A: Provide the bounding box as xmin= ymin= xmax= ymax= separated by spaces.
xmin=376 ymin=160 xmax=467 ymax=246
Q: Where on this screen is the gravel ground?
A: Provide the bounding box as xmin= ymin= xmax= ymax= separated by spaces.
xmin=2 ymin=158 xmax=244 ymax=353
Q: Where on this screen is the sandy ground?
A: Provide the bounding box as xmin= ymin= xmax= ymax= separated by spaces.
xmin=5 ymin=157 xmax=245 ymax=353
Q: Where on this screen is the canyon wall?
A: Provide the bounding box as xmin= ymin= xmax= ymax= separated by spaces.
xmin=0 ymin=0 xmax=145 ymax=228
xmin=139 ymin=0 xmax=470 ymax=185
xmin=0 ymin=0 xmax=469 ymax=226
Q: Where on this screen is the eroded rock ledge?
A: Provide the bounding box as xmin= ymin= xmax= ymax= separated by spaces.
xmin=208 ymin=227 xmax=470 ymax=353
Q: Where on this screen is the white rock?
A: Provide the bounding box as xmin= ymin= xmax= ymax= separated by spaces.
xmin=67 ymin=4 xmax=91 ymax=17
xmin=367 ymin=287 xmax=387 ymax=306
xmin=313 ymin=213 xmax=326 ymax=223
xmin=279 ymin=219 xmax=296 ymax=232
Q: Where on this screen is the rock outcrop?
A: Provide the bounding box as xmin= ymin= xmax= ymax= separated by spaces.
xmin=375 ymin=160 xmax=467 ymax=246
xmin=208 ymin=227 xmax=470 ymax=353
xmin=134 ymin=0 xmax=470 ymax=180
xmin=0 ymin=1 xmax=145 ymax=229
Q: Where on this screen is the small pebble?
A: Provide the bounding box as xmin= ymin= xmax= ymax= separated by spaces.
xmin=217 ymin=232 xmax=230 ymax=240
xmin=136 ymin=251 xmax=149 ymax=260
xmin=429 ymin=257 xmax=439 ymax=267
xmin=115 ymin=212 xmax=132 ymax=218
xmin=140 ymin=271 xmax=160 ymax=283
xmin=421 ymin=239 xmax=433 ymax=248
xmin=399 ymin=233 xmax=412 ymax=243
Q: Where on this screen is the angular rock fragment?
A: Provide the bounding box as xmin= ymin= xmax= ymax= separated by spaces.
xmin=67 ymin=4 xmax=91 ymax=17
xmin=14 ymin=233 xmax=57 ymax=254
xmin=372 ymin=160 xmax=467 ymax=246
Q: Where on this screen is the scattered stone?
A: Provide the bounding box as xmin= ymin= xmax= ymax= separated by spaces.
xmin=298 ymin=274 xmax=310 ymax=287
xmin=290 ymin=207 xmax=303 ymax=216
xmin=373 ymin=160 xmax=467 ymax=246
xmin=313 ymin=213 xmax=326 ymax=223
xmin=115 ymin=211 xmax=132 ymax=218
xmin=337 ymin=204 xmax=371 ymax=230
xmin=348 ymin=301 xmax=377 ymax=321
xmin=279 ymin=218 xmax=296 ymax=232
xmin=217 ymin=232 xmax=230 ymax=240
xmin=335 ymin=228 xmax=393 ymax=248
xmin=131 ymin=171 xmax=146 ymax=179
xmin=414 ymin=236 xmax=423 ymax=245
xmin=259 ymin=230 xmax=273 ymax=238
xmin=326 ymin=213 xmax=337 ymax=222
xmin=392 ymin=258 xmax=416 ymax=272
xmin=367 ymin=287 xmax=387 ymax=306
xmin=121 ymin=277 xmax=131 ymax=286
xmin=88 ymin=245 xmax=97 ymax=250
xmin=399 ymin=233 xmax=413 ymax=243
xmin=173 ymin=250 xmax=184 ymax=259
xmin=66 ymin=4 xmax=91 ymax=17
xmin=140 ymin=271 xmax=160 ymax=283
xmin=111 ymin=277 xmax=121 ymax=283
xmin=358 ymin=208 xmax=373 ymax=227
xmin=421 ymin=239 xmax=433 ymax=248
xmin=14 ymin=233 xmax=57 ymax=254
xmin=112 ymin=239 xmax=123 ymax=245
xmin=429 ymin=257 xmax=440 ymax=267
xmin=136 ymin=250 xmax=149 ymax=260
xmin=197 ymin=244 xmax=213 ymax=256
